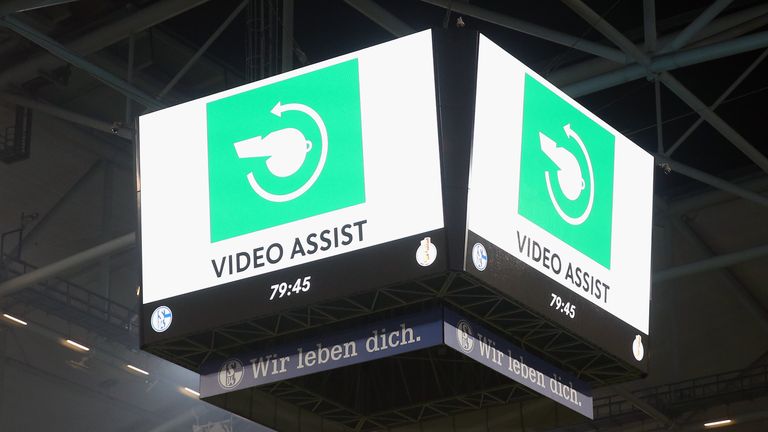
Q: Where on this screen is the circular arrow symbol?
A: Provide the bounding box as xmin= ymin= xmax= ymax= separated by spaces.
xmin=544 ymin=123 xmax=595 ymax=225
xmin=246 ymin=101 xmax=329 ymax=203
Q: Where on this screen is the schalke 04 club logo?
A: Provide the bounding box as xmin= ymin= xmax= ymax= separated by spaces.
xmin=150 ymin=306 xmax=172 ymax=333
xmin=455 ymin=319 xmax=474 ymax=352
xmin=218 ymin=358 xmax=245 ymax=389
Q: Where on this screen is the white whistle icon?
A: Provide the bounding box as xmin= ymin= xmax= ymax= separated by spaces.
xmin=234 ymin=127 xmax=313 ymax=178
xmin=539 ymin=131 xmax=584 ymax=201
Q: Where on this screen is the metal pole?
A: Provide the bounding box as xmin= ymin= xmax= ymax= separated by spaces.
xmin=0 ymin=233 xmax=136 ymax=297
xmin=281 ymin=0 xmax=294 ymax=72
xmin=124 ymin=33 xmax=135 ymax=126
xmin=654 ymin=80 xmax=663 ymax=153
xmin=643 ymin=0 xmax=656 ymax=52
xmin=100 ymin=162 xmax=114 ymax=300
xmin=0 ymin=15 xmax=163 ymax=110
xmin=157 ymin=0 xmax=248 ymax=99
xmin=660 ymin=0 xmax=734 ymax=53
xmin=344 ymin=0 xmax=414 ymax=37
xmin=420 ymin=0 xmax=628 ymax=63
xmin=654 ymin=244 xmax=768 ymax=283
xmin=665 ymin=48 xmax=768 ymax=156
xmin=0 ymin=92 xmax=133 ymax=139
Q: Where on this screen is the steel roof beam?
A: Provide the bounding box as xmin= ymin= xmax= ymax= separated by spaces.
xmin=0 ymin=15 xmax=163 ymax=110
xmin=0 ymin=91 xmax=133 ymax=139
xmin=564 ymin=30 xmax=768 ymax=97
xmin=563 ymin=0 xmax=768 ymax=175
xmin=158 ymin=0 xmax=248 ymax=99
xmin=549 ymin=2 xmax=768 ymax=87
xmin=656 ymin=159 xmax=768 ymax=210
xmin=344 ymin=0 xmax=414 ymax=37
xmin=694 ymin=12 xmax=768 ymax=48
xmin=420 ymin=0 xmax=629 ymax=63
xmin=660 ymin=73 xmax=768 ymax=174
xmin=665 ymin=48 xmax=768 ymax=157
xmin=0 ymin=0 xmax=76 ymax=15
xmin=643 ymin=0 xmax=656 ymax=52
xmin=660 ymin=0 xmax=734 ymax=53
xmin=282 ymin=0 xmax=294 ymax=72
xmin=668 ymin=176 xmax=768 ymax=216
xmin=0 ymin=0 xmax=212 ymax=89
xmin=0 ymin=233 xmax=135 ymax=297
xmin=654 ymin=244 xmax=768 ymax=283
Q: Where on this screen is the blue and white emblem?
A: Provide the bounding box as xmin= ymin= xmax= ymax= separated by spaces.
xmin=472 ymin=242 xmax=488 ymax=271
xmin=150 ymin=305 xmax=173 ymax=333
xmin=455 ymin=320 xmax=474 ymax=352
xmin=219 ymin=358 xmax=244 ymax=389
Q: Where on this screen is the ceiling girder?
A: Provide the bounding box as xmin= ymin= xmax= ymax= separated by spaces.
xmin=563 ymin=30 xmax=768 ymax=97
xmin=0 ymin=0 xmax=213 ymax=90
xmin=549 ymin=2 xmax=768 ymax=86
xmin=654 ymin=243 xmax=768 ymax=283
xmin=665 ymin=48 xmax=768 ymax=157
xmin=0 ymin=15 xmax=163 ymax=110
xmin=562 ymin=0 xmax=768 ymax=176
xmin=421 ymin=0 xmax=628 ymax=63
xmin=157 ymin=0 xmax=249 ymax=99
xmin=660 ymin=0 xmax=734 ymax=53
xmin=0 ymin=233 xmax=135 ymax=297
xmin=344 ymin=0 xmax=414 ymax=38
xmin=0 ymin=91 xmax=133 ymax=139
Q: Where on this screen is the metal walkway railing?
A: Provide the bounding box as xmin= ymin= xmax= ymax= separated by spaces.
xmin=594 ymin=363 xmax=768 ymax=420
xmin=0 ymin=254 xmax=138 ymax=347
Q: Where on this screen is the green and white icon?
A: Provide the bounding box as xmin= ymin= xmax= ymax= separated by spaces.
xmin=539 ymin=124 xmax=593 ymax=225
xmin=233 ymin=101 xmax=328 ymax=202
xmin=207 ymin=59 xmax=366 ymax=243
xmin=519 ymin=74 xmax=615 ymax=268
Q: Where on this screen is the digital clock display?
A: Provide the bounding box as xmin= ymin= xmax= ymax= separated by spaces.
xmin=550 ymin=293 xmax=575 ymax=318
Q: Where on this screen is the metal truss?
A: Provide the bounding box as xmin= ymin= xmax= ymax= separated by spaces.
xmin=146 ymin=272 xmax=644 ymax=430
xmin=147 ymin=272 xmax=640 ymax=385
xmin=593 ymin=363 xmax=768 ymax=423
xmin=257 ymin=372 xmax=531 ymax=431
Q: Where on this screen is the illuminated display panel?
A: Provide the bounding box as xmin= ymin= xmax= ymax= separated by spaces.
xmin=138 ymin=30 xmax=444 ymax=341
xmin=466 ymin=35 xmax=653 ymax=367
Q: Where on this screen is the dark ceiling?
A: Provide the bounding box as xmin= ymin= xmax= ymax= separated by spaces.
xmin=4 ymin=1 xmax=767 ymax=202
xmin=156 ymin=0 xmax=768 ymax=199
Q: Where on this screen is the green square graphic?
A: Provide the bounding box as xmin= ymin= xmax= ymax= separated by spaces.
xmin=518 ymin=74 xmax=615 ymax=268
xmin=207 ymin=59 xmax=365 ymax=242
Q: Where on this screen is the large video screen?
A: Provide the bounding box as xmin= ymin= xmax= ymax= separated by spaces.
xmin=466 ymin=35 xmax=654 ymax=368
xmin=138 ymin=30 xmax=445 ymax=342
